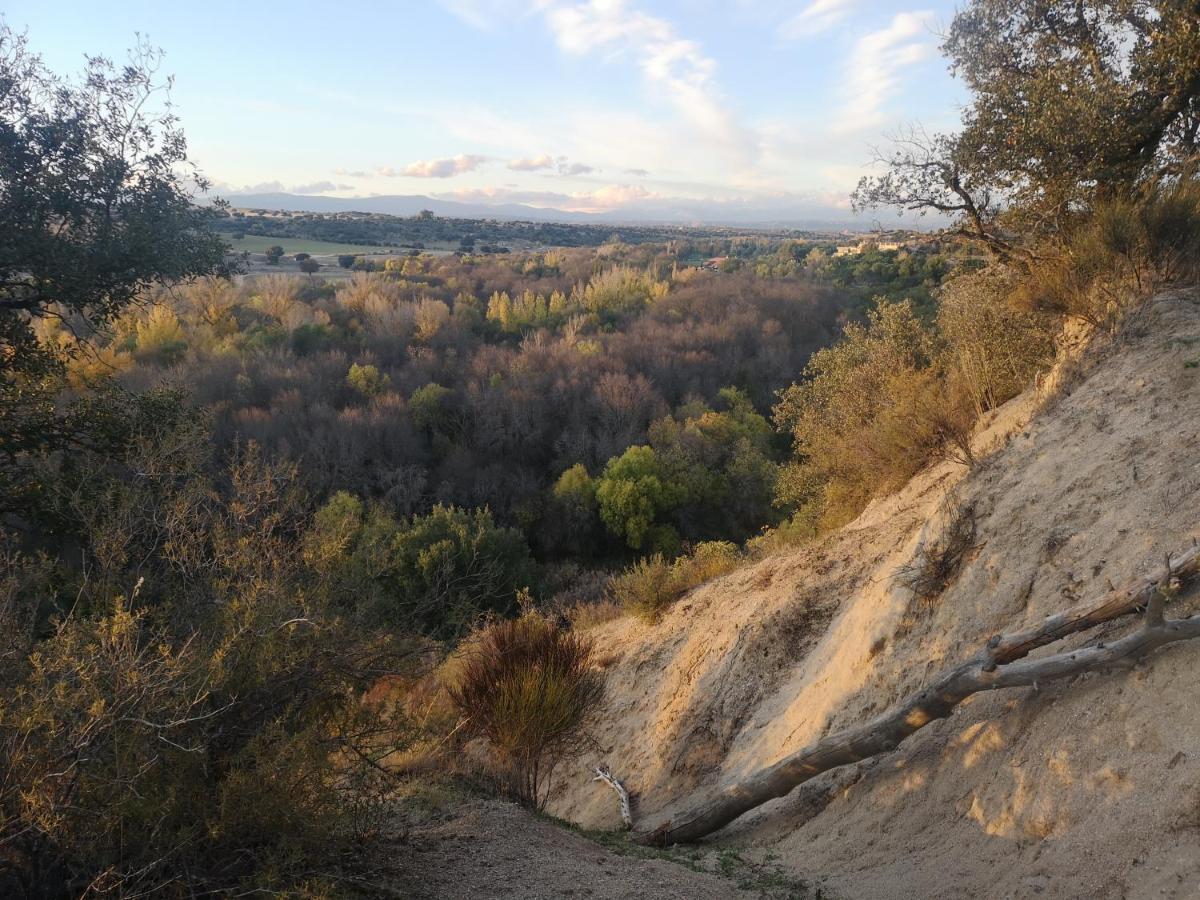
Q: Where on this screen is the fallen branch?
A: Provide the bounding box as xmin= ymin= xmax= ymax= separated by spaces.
xmin=594 ymin=545 xmax=1198 ymax=845
xmin=592 ymin=765 xmax=633 ymax=829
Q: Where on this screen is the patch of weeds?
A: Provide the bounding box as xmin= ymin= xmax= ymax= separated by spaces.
xmin=562 ymin=826 xmax=820 ymax=898
xmin=1185 ymin=359 xmax=1199 ymax=369
xmin=896 ymin=497 xmax=978 ymax=604
xmin=714 ymin=847 xmax=818 ymax=898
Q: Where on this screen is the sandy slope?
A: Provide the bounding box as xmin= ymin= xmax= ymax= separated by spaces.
xmin=548 ymin=289 xmax=1200 ymax=899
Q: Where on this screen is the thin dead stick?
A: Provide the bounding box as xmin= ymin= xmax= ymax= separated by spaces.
xmin=592 ymin=765 xmax=633 ymax=829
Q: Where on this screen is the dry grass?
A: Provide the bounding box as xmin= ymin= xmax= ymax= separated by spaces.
xmin=610 ymin=542 xmax=742 ymax=624
xmin=896 ymin=497 xmax=978 ymax=604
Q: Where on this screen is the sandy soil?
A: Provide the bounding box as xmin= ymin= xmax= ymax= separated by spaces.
xmin=386 ymin=797 xmax=776 ymax=899
xmin=546 ymin=288 xmax=1200 ymax=899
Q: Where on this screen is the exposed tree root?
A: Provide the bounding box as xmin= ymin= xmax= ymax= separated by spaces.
xmin=593 ymin=544 xmax=1199 ymax=846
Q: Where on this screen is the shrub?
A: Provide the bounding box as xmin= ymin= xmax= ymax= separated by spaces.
xmin=449 ymin=608 xmax=602 ymax=809
xmin=1016 ymin=179 xmax=1200 ymax=327
xmin=773 ymin=301 xmax=950 ymax=530
xmin=936 ymin=268 xmax=1057 ymax=413
xmin=895 ymin=497 xmax=977 ymax=603
xmin=610 ymin=553 xmax=676 ymax=622
xmin=610 ymin=541 xmax=741 ymax=623
xmin=0 ymin=428 xmax=413 ymax=897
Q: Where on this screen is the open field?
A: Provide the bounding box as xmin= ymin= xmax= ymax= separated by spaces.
xmin=218 ymin=232 xmax=398 ymax=257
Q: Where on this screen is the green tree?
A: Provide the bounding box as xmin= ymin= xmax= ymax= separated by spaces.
xmin=337 ymin=254 xmax=356 ymax=268
xmin=853 ymin=0 xmax=1200 ymax=254
xmin=264 ymin=245 xmax=285 ymax=264
xmin=299 ymin=257 xmax=321 ymax=276
xmin=346 ymin=363 xmax=390 ymax=398
xmin=595 ymin=445 xmax=683 ymax=553
xmin=305 ymin=496 xmax=538 ymax=638
xmin=0 ymin=28 xmax=227 ymax=511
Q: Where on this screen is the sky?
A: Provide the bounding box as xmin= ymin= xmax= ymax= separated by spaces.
xmin=5 ymin=0 xmax=968 ymax=222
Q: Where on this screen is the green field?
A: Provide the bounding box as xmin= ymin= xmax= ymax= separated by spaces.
xmin=219 ymin=232 xmax=395 ymax=256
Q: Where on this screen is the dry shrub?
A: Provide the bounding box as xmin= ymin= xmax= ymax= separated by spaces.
xmin=1016 ymin=179 xmax=1200 ymax=327
xmin=449 ymin=608 xmax=602 ymax=809
xmin=896 ymin=498 xmax=978 ymax=604
xmin=937 ymin=268 xmax=1058 ymax=414
xmin=610 ymin=541 xmax=741 ymax=623
xmin=566 ymin=596 xmax=625 ymax=630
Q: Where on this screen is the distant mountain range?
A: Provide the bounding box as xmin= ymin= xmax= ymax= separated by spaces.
xmin=217 ymin=191 xmax=887 ymax=230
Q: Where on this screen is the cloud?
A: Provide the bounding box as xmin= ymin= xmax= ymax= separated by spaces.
xmin=438 ymin=0 xmax=523 ymax=29
xmin=582 ymin=184 xmax=656 ymax=208
xmin=832 ymin=11 xmax=936 ymax=134
xmin=433 ymin=182 xmax=659 ymax=212
xmin=625 ymin=167 xmax=650 ymax=177
xmin=436 ymin=186 xmax=575 ymax=205
xmin=292 ymin=180 xmax=353 ymax=194
xmin=391 ymin=155 xmax=491 ymax=178
xmin=538 ymin=1 xmax=744 ymax=151
xmin=508 ymin=154 xmax=556 ymax=171
xmin=780 ymin=0 xmax=856 ymax=38
xmin=558 ymin=160 xmax=594 ymax=176
xmin=218 ymin=179 xmax=353 ymax=195
xmin=334 ymin=168 xmax=369 ymax=178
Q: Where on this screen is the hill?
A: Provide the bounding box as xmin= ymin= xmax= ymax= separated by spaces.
xmin=545 ymin=288 xmax=1200 ymax=899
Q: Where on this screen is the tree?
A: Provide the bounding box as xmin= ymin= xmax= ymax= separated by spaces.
xmin=337 ymin=254 xmax=356 ymax=269
xmin=0 ymin=27 xmax=227 ymax=510
xmin=594 ymin=445 xmax=683 ymax=553
xmin=0 ymin=27 xmax=227 ymax=360
xmin=299 ymin=258 xmax=321 ymax=277
xmin=346 ymin=362 xmax=389 ymax=398
xmin=853 ymin=0 xmax=1200 ymax=253
xmin=265 ymin=245 xmax=285 ymax=264
xmin=293 ymin=252 xmax=311 ymax=262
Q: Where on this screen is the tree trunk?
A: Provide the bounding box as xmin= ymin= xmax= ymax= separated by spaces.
xmin=615 ymin=544 xmax=1198 ymax=846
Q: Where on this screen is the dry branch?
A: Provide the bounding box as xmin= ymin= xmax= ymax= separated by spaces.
xmin=596 ymin=544 xmax=1199 ymax=846
xmin=592 ymin=765 xmax=633 ymax=829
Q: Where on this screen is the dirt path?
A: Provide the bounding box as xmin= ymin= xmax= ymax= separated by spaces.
xmin=385 ymin=797 xmax=814 ymax=899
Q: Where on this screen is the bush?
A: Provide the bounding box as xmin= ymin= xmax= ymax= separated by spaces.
xmin=610 ymin=541 xmax=741 ymax=623
xmin=895 ymin=497 xmax=977 ymax=603
xmin=773 ymin=301 xmax=951 ymax=530
xmin=936 ymin=268 xmax=1057 ymax=413
xmin=1016 ymin=179 xmax=1200 ymax=327
xmin=0 ymin=424 xmax=412 ymax=897
xmin=449 ymin=607 xmax=602 ymax=809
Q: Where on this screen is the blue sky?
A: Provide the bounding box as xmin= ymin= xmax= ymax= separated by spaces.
xmin=6 ymin=0 xmax=968 ymax=219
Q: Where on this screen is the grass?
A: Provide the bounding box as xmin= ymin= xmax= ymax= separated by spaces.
xmin=564 ymin=824 xmax=818 ymax=899
xmin=218 ymin=232 xmax=397 ymax=256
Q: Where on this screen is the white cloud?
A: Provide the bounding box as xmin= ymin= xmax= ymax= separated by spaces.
xmin=832 ymin=11 xmax=936 ymax=134
xmin=780 ymin=0 xmax=856 ymax=38
xmin=538 ymin=1 xmax=746 ymax=152
xmin=393 ymin=154 xmax=491 ymax=178
xmin=438 ymin=0 xmax=525 ymax=28
xmin=434 ymin=182 xmax=659 ymax=211
xmin=625 ymin=167 xmax=650 ymax=177
xmin=334 ymin=168 xmax=369 ymax=178
xmin=292 ymin=180 xmax=354 ymax=194
xmin=582 ymin=183 xmax=656 ymax=208
xmin=508 ymin=154 xmax=557 ymax=171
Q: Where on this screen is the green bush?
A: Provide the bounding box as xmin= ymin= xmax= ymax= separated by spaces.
xmin=773 ymin=301 xmax=957 ymax=530
xmin=305 ymin=495 xmax=539 ymax=639
xmin=0 ymin=418 xmax=410 ymax=897
xmin=936 ymin=268 xmax=1057 ymax=413
xmin=610 ymin=541 xmax=741 ymax=623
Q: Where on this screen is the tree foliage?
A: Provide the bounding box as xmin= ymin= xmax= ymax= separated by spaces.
xmin=854 ymin=0 xmax=1200 ymax=253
